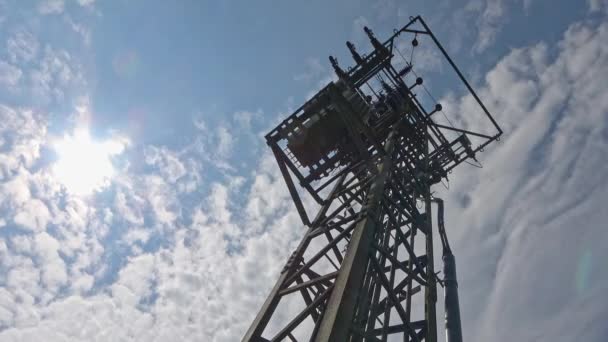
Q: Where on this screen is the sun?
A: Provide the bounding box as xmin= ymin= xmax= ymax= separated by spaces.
xmin=52 ymin=128 xmax=126 ymax=196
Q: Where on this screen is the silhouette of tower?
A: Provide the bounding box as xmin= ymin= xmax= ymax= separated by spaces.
xmin=243 ymin=16 xmax=502 ymax=342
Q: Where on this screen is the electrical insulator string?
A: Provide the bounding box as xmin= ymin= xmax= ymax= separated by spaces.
xmin=394 ymin=41 xmax=457 ymax=129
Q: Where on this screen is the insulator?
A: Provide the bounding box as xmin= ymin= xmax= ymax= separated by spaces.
xmin=398 ymin=65 xmax=412 ymax=77
xmin=363 ymin=26 xmax=385 ymax=51
xmin=346 ymin=41 xmax=364 ymax=64
xmin=329 ymin=55 xmax=347 ymax=79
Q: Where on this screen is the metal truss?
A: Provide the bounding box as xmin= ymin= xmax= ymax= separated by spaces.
xmin=243 ymin=16 xmax=501 ymax=342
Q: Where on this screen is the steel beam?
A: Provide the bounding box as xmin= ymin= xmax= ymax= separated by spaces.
xmin=314 ymin=124 xmax=399 ymax=342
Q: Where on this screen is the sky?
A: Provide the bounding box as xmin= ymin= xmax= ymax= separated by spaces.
xmin=0 ymin=0 xmax=607 ymax=341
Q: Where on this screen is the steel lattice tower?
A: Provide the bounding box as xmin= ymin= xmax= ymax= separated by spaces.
xmin=243 ymin=16 xmax=502 ymax=342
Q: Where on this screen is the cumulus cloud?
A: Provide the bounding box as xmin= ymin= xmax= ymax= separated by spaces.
xmin=13 ymin=199 xmax=51 ymax=232
xmin=0 ymin=140 xmax=302 ymax=340
xmin=144 ymin=146 xmax=187 ymax=184
xmin=142 ymin=175 xmax=179 ymax=225
xmin=114 ymin=190 xmax=145 ymax=226
xmin=471 ymin=0 xmax=507 ymax=53
xmin=0 ymin=106 xmax=46 ymax=177
xmin=7 ymin=30 xmax=39 ymax=64
xmin=1 ymin=175 xmax=31 ymax=207
xmin=434 ymin=18 xmax=608 ymax=342
xmin=112 ymin=254 xmax=156 ymax=307
xmin=0 ymin=3 xmax=607 ymax=342
xmin=0 ymin=61 xmax=22 ymax=87
xmin=190 ymin=117 xmax=240 ymax=171
xmin=216 ymin=126 xmax=234 ymax=159
xmin=64 ymin=15 xmax=92 ymax=45
xmin=27 ymin=46 xmax=85 ymax=104
xmin=34 ymin=232 xmax=68 ymax=292
xmin=0 ymin=149 xmax=290 ymax=341
xmin=207 ymin=183 xmax=231 ymax=224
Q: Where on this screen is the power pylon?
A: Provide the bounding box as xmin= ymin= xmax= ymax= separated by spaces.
xmin=243 ymin=16 xmax=502 ymax=342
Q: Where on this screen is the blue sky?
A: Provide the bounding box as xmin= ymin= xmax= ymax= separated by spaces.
xmin=0 ymin=0 xmax=607 ymax=341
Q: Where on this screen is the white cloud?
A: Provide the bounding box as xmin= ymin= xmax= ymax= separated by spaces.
xmin=114 ymin=190 xmax=144 ymax=225
xmin=366 ymin=0 xmax=512 ymax=54
xmin=37 ymin=0 xmax=64 ymax=15
xmin=208 ymin=183 xmax=231 ymax=224
xmin=13 ymin=199 xmax=50 ymax=232
xmin=472 ymin=0 xmax=507 ymax=53
xmin=0 ymin=288 xmax=15 ymax=327
xmin=142 ymin=175 xmax=178 ymax=225
xmin=244 ymin=151 xmax=292 ymax=234
xmin=293 ymin=57 xmax=325 ymax=82
xmin=1 ymin=175 xmax=31 ymax=207
xmin=434 ymin=18 xmax=608 ymax=342
xmin=0 ymin=5 xmax=606 ymax=342
xmin=190 ymin=117 xmax=238 ymax=171
xmin=77 ymin=0 xmax=96 ymax=6
xmin=34 ymin=232 xmax=68 ymax=292
xmin=64 ymin=15 xmax=91 ymax=45
xmin=30 ymin=46 xmax=84 ymax=103
xmin=0 ymin=61 xmax=22 ymax=87
xmin=7 ymin=30 xmax=39 ymax=64
xmin=122 ymin=228 xmax=152 ymax=248
xmin=216 ymin=126 xmax=234 ymax=159
xmin=112 ymin=254 xmax=156 ymax=307
xmin=0 ymin=131 xmax=306 ymax=340
xmin=0 ymin=106 xmax=46 ymax=178
xmin=10 ymin=235 xmax=33 ymax=255
xmin=144 ymin=146 xmax=186 ymax=184
xmin=233 ymin=110 xmax=261 ymax=130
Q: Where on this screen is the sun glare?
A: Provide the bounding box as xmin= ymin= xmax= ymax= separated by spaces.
xmin=53 ymin=128 xmax=126 ymax=196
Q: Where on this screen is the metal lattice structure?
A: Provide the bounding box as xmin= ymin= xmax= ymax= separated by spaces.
xmin=243 ymin=16 xmax=501 ymax=342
